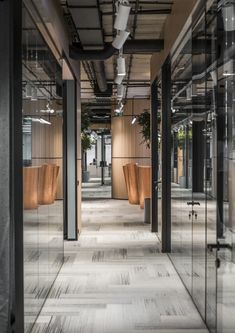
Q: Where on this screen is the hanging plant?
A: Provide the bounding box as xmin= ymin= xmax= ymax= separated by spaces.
xmin=137 ymin=109 xmax=150 ymax=149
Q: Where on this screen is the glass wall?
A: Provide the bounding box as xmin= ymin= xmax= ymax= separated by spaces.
xmin=165 ymin=0 xmax=235 ymax=332
xmin=217 ymin=1 xmax=235 ymax=332
xmin=22 ymin=6 xmax=64 ymax=332
xmin=170 ymin=28 xmax=193 ymax=292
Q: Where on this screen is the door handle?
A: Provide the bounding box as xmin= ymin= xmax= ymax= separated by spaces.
xmin=207 ymin=242 xmax=232 ymax=252
xmin=187 ymin=201 xmax=200 ymax=206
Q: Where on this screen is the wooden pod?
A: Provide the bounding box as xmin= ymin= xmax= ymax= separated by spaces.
xmin=38 ymin=164 xmax=55 ymax=205
xmin=123 ymin=164 xmax=130 ymax=199
xmin=126 ymin=163 xmax=139 ymax=204
xmin=138 ymin=166 xmax=151 ymax=209
xmin=23 ymin=166 xmax=40 ymax=210
xmin=52 ymin=165 xmax=60 ymax=201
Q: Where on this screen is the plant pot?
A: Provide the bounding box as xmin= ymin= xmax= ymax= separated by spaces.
xmin=82 ymin=170 xmax=90 ymax=183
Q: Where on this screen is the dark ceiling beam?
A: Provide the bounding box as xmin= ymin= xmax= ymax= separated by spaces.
xmin=101 ymin=9 xmax=172 ymax=15
xmin=70 ymin=39 xmax=164 ymax=60
xmin=100 ymin=0 xmax=173 ymax=3
xmin=123 ymin=39 xmax=164 ymax=53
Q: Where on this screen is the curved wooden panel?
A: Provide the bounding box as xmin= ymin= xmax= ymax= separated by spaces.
xmin=126 ymin=163 xmax=139 ymax=204
xmin=112 ymin=158 xmax=151 ymax=199
xmin=23 ymin=166 xmax=40 ymax=210
xmin=52 ymin=165 xmax=60 ymax=201
xmin=138 ymin=166 xmax=151 ymax=209
xmin=38 ymin=164 xmax=57 ymax=205
xmin=123 ymin=164 xmax=130 ymax=198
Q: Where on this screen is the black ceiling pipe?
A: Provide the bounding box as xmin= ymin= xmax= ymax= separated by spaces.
xmin=69 ymin=39 xmax=164 ymax=61
xmin=70 ymin=43 xmax=116 ymax=61
xmin=92 ymin=61 xmax=108 ymax=92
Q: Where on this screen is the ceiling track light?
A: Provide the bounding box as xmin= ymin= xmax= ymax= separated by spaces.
xmin=115 ymin=74 xmax=125 ymax=85
xmin=117 ymin=56 xmax=126 ymax=76
xmin=112 ymin=30 xmax=130 ymax=50
xmin=131 ymin=116 xmax=137 ymax=125
xmin=117 ymin=84 xmax=125 ymax=99
xmin=114 ymin=1 xmax=131 ymax=31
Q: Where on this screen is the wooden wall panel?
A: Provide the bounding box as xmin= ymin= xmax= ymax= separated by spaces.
xmin=112 ymin=158 xmax=151 ymax=199
xmin=112 ymin=99 xmax=151 ymax=199
xmin=150 ymin=0 xmax=197 ymax=81
xmin=31 ymin=117 xmax=63 ymax=199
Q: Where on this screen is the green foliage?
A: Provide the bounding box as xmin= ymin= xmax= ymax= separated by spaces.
xmin=81 ymin=104 xmax=93 ymax=153
xmin=176 ymin=127 xmax=192 ymax=148
xmin=137 ymin=109 xmax=151 ymax=149
xmin=81 ymin=132 xmax=93 ymax=152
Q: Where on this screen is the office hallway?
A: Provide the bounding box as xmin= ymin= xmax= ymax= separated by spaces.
xmin=31 ymin=198 xmax=208 ymax=333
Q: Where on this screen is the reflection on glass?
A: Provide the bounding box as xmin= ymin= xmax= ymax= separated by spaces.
xmin=217 ymin=1 xmax=235 ymax=332
xmin=170 ymin=28 xmax=193 ymax=294
xmin=22 ymin=6 xmax=64 ymax=332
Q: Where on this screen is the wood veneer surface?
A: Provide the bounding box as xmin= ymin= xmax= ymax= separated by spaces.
xmin=138 ymin=166 xmax=151 ymax=209
xmin=38 ymin=164 xmax=59 ymax=205
xmin=23 ymin=166 xmax=40 ymax=210
xmin=112 ymin=99 xmax=151 ymax=199
xmin=126 ymin=163 xmax=139 ymax=204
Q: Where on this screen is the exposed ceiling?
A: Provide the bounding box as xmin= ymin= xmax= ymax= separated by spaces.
xmin=61 ymin=0 xmax=173 ymax=118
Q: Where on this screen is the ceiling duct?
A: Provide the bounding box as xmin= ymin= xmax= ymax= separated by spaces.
xmin=92 ymin=61 xmax=107 ymax=92
xmin=70 ymin=39 xmax=164 ymax=61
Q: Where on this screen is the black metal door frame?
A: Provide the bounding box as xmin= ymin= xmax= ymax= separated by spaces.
xmin=151 ymin=79 xmax=158 ymax=232
xmin=0 ymin=0 xmax=24 ymax=331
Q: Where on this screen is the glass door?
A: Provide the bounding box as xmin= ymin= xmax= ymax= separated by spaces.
xmin=191 ymin=10 xmax=207 ymax=320
xmin=170 ymin=28 xmax=193 ymax=293
xmin=205 ymin=1 xmax=218 ymax=331
xmin=216 ymin=1 xmax=235 ymax=331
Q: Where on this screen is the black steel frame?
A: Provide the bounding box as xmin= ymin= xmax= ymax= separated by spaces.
xmin=0 ymin=0 xmax=24 ymax=331
xmin=151 ymin=79 xmax=158 ymax=232
xmin=161 ymin=57 xmax=172 ymax=253
xmin=63 ymin=80 xmax=78 ymax=240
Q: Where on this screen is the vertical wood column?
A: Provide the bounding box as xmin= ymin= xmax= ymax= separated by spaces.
xmin=0 ymin=0 xmax=24 ymax=331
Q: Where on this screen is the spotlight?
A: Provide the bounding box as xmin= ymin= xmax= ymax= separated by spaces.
xmin=131 ymin=116 xmax=137 ymax=125
xmin=112 ymin=30 xmax=130 ymax=50
xmin=117 ymin=56 xmax=126 ymax=76
xmin=114 ymin=2 xmax=131 ymax=31
xmin=39 ymin=118 xmax=51 ymax=125
xmin=115 ymin=74 xmax=125 ymax=85
xmin=117 ymin=84 xmax=125 ymax=99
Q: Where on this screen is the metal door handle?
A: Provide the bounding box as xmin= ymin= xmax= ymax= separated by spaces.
xmin=207 ymin=242 xmax=232 ymax=252
xmin=187 ymin=201 xmax=200 ymax=206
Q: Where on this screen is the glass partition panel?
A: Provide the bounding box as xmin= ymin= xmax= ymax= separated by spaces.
xmin=170 ymin=29 xmax=193 ymax=293
xmin=217 ymin=1 xmax=235 ymax=332
xmin=191 ymin=11 xmax=207 ymax=320
xmin=22 ymin=6 xmax=64 ymax=332
xmin=205 ymin=1 xmax=218 ymax=331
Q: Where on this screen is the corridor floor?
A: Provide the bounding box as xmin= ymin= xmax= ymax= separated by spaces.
xmin=31 ymin=197 xmax=208 ymax=333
